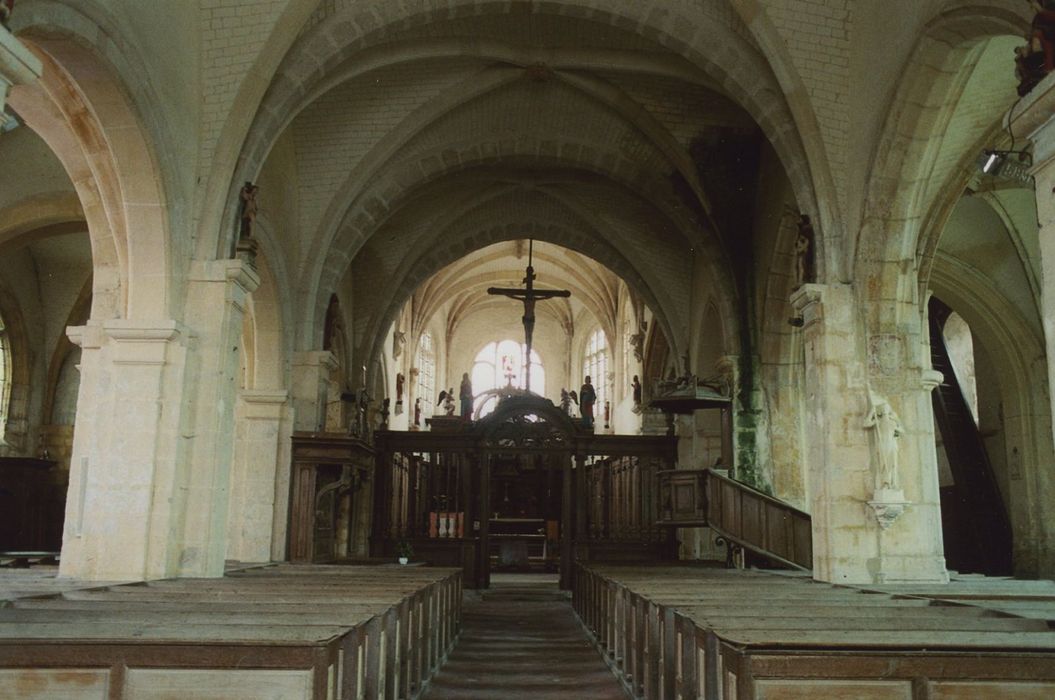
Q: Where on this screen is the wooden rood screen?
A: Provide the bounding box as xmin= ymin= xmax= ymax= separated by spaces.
xmin=372 ymin=396 xmax=677 ymax=588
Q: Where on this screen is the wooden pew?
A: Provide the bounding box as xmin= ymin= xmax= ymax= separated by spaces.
xmin=573 ymin=563 xmax=1055 ymax=700
xmin=0 ymin=563 xmax=462 ymax=700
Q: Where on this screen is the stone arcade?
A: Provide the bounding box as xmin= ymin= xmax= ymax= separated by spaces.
xmin=3 ymin=1 xmax=1055 ymax=698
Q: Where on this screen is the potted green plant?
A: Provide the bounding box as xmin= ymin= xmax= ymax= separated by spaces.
xmin=397 ymin=538 xmax=414 ymax=565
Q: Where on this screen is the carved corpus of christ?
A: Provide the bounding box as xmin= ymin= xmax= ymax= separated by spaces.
xmin=486 ymin=240 xmax=571 ymax=392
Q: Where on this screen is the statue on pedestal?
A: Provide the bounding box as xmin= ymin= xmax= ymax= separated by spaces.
xmin=239 ymin=182 xmax=259 ymax=239
xmin=794 ymin=215 xmax=815 ymax=289
xmin=437 ymin=388 xmax=455 ymax=416
xmin=379 ymin=398 xmax=390 ymax=430
xmin=1017 ymin=2 xmax=1055 ymax=95
xmin=459 ymin=372 xmax=473 ymax=418
xmin=629 ymin=324 xmax=646 ymax=362
xmin=559 ymin=388 xmax=577 ymax=415
xmin=579 ymin=376 xmax=597 ymax=429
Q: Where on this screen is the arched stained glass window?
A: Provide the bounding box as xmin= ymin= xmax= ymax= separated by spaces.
xmin=582 ymin=328 xmax=607 ymax=408
xmin=471 ymin=340 xmax=544 ymax=417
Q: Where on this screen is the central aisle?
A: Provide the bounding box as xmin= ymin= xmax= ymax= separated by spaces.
xmin=423 ymin=574 xmax=628 ymax=699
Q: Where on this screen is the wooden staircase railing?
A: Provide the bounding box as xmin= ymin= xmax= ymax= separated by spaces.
xmin=657 ymin=468 xmax=812 ymax=570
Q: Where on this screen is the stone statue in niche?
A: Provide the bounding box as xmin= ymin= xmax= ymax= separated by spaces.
xmin=413 ymin=398 xmax=421 ymax=429
xmin=794 ymin=215 xmax=815 ymax=288
xmin=631 ymin=374 xmax=642 ymax=408
xmin=394 ymin=372 xmax=405 ymax=415
xmin=864 ymin=393 xmax=903 ymax=491
xmin=392 ymin=330 xmax=406 ymax=359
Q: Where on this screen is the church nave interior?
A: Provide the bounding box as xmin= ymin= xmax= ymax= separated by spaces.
xmin=3 ymin=1 xmax=1055 ymax=697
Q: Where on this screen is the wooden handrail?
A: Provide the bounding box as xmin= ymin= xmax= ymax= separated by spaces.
xmin=656 ymin=468 xmax=812 ymax=570
xmin=704 ymin=469 xmax=812 ymax=570
xmin=704 ymin=469 xmax=811 ymax=518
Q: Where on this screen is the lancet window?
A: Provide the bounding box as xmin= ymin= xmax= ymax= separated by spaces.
xmin=416 ymin=331 xmax=436 ymax=411
xmin=583 ymin=328 xmax=608 ymax=408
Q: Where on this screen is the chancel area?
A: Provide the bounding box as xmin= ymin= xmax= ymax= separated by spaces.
xmin=4 ymin=0 xmax=1055 ymax=698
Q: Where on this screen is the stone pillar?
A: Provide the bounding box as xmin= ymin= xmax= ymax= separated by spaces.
xmin=61 ymin=320 xmax=191 ymax=581
xmin=0 ymin=23 xmax=42 ymax=129
xmin=291 ymin=351 xmax=338 ymax=431
xmin=1010 ymin=75 xmax=1055 ymax=575
xmin=872 ymin=367 xmax=948 ymax=583
xmin=177 ymin=260 xmax=260 ymax=577
xmin=1011 ymin=81 xmax=1055 ymax=440
xmin=792 ymin=283 xmax=948 ymax=584
xmin=227 ymin=389 xmax=288 ymax=564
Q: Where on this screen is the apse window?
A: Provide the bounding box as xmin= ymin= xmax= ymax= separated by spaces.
xmin=582 ymin=328 xmax=608 ymax=408
xmin=471 ymin=339 xmax=545 ymax=417
xmin=416 ymin=331 xmax=436 ymax=412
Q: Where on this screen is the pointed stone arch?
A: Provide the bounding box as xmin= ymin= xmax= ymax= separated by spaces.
xmin=929 ymin=253 xmax=1055 ymax=576
xmin=857 ymin=4 xmax=1029 ymax=327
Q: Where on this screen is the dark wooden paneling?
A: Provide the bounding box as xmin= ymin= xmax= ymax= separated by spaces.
xmin=289 ymin=433 xmax=373 ymax=563
xmin=0 ymin=458 xmax=65 ymax=552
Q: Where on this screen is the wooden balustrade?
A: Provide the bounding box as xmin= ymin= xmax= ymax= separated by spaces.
xmin=657 ymin=468 xmax=812 ymax=570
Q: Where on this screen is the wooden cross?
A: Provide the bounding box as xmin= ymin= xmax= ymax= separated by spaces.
xmin=486 ymin=240 xmax=571 ymax=392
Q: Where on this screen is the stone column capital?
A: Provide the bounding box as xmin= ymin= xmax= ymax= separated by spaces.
xmin=240 ymin=389 xmax=289 ymax=405
xmin=67 ymin=323 xmax=106 ymax=350
xmin=790 ymin=283 xmax=845 ymax=330
xmin=239 ymin=389 xmax=289 ymax=420
xmin=103 ymin=320 xmax=187 ymax=366
xmin=921 ymin=369 xmax=944 ymax=391
xmin=293 ymin=350 xmax=339 ymax=372
xmin=189 ymin=259 xmax=261 ymax=295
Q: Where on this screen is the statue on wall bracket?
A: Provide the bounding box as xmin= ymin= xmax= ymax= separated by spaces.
xmin=864 ymin=391 xmax=909 ymax=529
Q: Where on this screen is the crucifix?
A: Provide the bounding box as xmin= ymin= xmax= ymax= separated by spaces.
xmin=487 ymin=240 xmax=571 ymax=392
